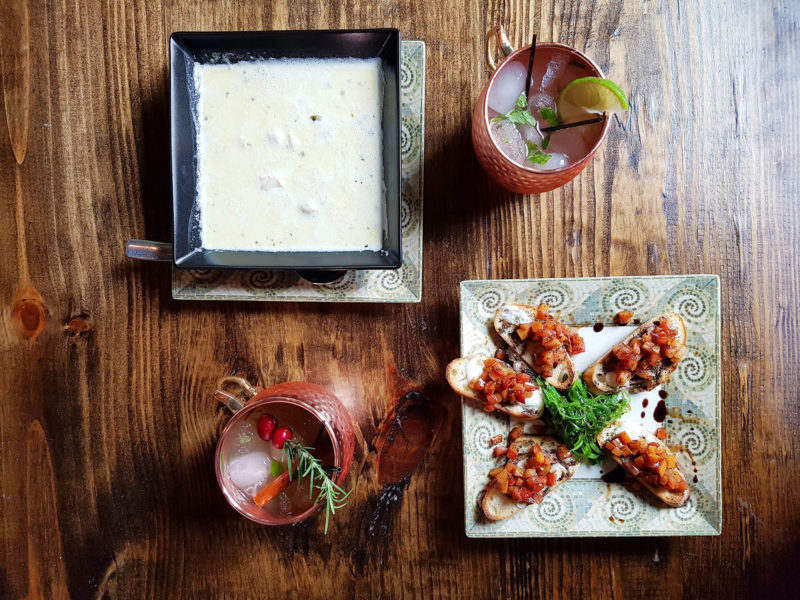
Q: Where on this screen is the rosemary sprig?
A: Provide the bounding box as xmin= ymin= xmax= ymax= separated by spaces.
xmin=282 ymin=439 xmax=351 ymax=534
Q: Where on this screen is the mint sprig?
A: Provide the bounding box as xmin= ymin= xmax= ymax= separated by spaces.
xmin=524 ymin=140 xmax=551 ymax=165
xmin=492 ymin=92 xmax=539 ymax=127
xmin=540 ymin=107 xmax=560 ymax=127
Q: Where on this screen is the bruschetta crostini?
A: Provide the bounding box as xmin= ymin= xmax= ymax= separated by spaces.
xmin=482 ymin=435 xmax=579 ymax=521
xmin=493 ymin=303 xmax=584 ymax=391
xmin=597 ymin=421 xmax=690 ymax=507
xmin=583 ymin=313 xmax=687 ymax=395
xmin=446 ymin=354 xmax=544 ymax=419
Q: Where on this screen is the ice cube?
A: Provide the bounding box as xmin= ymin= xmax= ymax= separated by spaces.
xmin=227 ymin=451 xmax=270 ymax=495
xmin=532 ymin=152 xmax=570 ymax=170
xmin=527 ymin=92 xmax=557 ymax=127
xmin=488 ymin=60 xmax=527 ymax=114
xmin=278 ymin=492 xmax=292 ymax=515
xmin=518 ymin=124 xmax=544 ymax=146
xmin=540 ymin=55 xmax=568 ymax=92
xmin=490 ymin=120 xmax=527 ymax=164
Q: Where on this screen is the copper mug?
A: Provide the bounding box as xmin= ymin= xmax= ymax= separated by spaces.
xmin=472 ymin=26 xmax=611 ymax=194
xmin=214 ymin=378 xmax=355 ymax=526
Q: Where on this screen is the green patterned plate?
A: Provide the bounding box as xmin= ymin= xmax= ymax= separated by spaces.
xmin=460 ymin=275 xmax=721 ymax=537
xmin=171 ymin=41 xmax=425 ymax=303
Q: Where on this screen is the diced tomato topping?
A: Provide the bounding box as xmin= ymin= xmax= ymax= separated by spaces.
xmin=506 ymin=448 xmax=519 ymax=461
xmin=467 ymin=357 xmax=537 ymax=411
xmin=603 ymin=320 xmax=684 ymax=384
xmin=495 ymin=443 xmax=567 ymax=504
xmin=509 ymin=426 xmax=523 ymax=442
xmin=494 ymin=349 xmax=507 ymax=361
xmin=606 ymin=431 xmax=689 ymax=494
xmin=493 ymin=446 xmax=508 ymax=458
xmin=489 ymin=434 xmax=503 ymax=447
xmin=615 ymin=310 xmax=634 ymax=324
xmin=556 ymin=445 xmax=571 ymax=461
xmin=510 ymin=304 xmax=585 ymax=379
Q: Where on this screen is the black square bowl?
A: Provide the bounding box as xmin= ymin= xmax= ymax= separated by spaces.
xmin=169 ymin=29 xmax=402 ymax=271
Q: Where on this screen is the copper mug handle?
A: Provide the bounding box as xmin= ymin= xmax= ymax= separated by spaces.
xmin=485 ymin=26 xmax=515 ymax=73
xmin=214 ymin=376 xmax=259 ymax=413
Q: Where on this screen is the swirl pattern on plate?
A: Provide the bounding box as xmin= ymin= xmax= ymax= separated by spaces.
xmin=601 ymin=279 xmax=653 ymax=315
xmin=530 ymin=490 xmax=576 ymax=530
xmin=524 ymin=281 xmax=576 ymax=313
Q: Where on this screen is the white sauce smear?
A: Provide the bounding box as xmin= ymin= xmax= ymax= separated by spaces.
xmin=194 ymin=57 xmax=385 ymax=252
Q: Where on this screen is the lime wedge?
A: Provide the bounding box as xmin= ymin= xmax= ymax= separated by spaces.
xmin=557 ymin=77 xmax=629 ymax=122
xmin=270 ymin=460 xmax=283 ymax=478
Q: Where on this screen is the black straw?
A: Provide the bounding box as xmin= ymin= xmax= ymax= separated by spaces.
xmin=541 ymin=115 xmax=605 ymax=133
xmin=525 ymin=33 xmax=537 ymax=100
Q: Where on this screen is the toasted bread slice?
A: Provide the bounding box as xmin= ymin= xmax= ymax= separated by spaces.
xmin=481 ymin=435 xmax=579 ymax=521
xmin=493 ymin=304 xmax=577 ymax=390
xmin=597 ymin=421 xmax=690 ymax=507
xmin=583 ymin=313 xmax=687 ymax=395
xmin=446 ymin=354 xmax=544 ymax=419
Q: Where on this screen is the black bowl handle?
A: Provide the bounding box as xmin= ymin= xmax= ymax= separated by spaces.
xmin=296 ymin=270 xmax=348 ymax=284
xmin=125 ymin=240 xmax=174 ymax=262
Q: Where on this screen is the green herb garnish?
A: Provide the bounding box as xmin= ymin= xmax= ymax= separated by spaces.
xmin=282 ymin=440 xmax=351 ymax=534
xmin=525 ymin=141 xmax=551 ymax=165
xmin=541 ymin=133 xmax=552 ymax=150
xmin=540 ymin=107 xmax=560 ymax=127
xmin=539 ymin=377 xmax=630 ymax=463
xmin=492 ymin=92 xmax=539 ymax=127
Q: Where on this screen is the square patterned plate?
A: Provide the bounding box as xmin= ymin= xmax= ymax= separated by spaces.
xmin=460 ymin=275 xmax=721 ymax=537
xmin=171 ymin=40 xmax=425 ymax=302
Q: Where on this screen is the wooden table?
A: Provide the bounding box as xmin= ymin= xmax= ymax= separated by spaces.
xmin=2 ymin=1 xmax=798 ymax=598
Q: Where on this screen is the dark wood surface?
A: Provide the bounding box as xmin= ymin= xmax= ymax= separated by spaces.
xmin=2 ymin=1 xmax=799 ymax=598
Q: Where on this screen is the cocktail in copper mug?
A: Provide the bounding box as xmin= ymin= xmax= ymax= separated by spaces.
xmin=472 ymin=26 xmax=611 ymax=194
xmin=214 ymin=377 xmax=355 ymax=526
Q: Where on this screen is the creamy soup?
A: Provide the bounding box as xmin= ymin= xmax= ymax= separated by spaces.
xmin=193 ymin=57 xmax=385 ymax=252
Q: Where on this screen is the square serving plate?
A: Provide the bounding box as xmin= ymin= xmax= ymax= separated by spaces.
xmin=169 ymin=28 xmax=402 ymax=270
xmin=460 ymin=275 xmax=721 ymax=537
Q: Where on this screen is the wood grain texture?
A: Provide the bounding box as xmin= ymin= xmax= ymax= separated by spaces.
xmin=1 ymin=0 xmax=798 ymax=598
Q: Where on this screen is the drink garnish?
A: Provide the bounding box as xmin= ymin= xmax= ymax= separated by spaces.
xmin=282 ymin=440 xmax=352 ymax=534
xmin=257 ymin=414 xmax=277 ymax=441
xmin=492 ymin=93 xmax=538 ymax=126
xmin=269 ymin=459 xmax=283 ymax=477
xmin=253 ymin=471 xmax=291 ymax=508
xmin=271 ymin=426 xmax=293 ymax=449
xmin=540 ymin=107 xmax=560 ymax=127
xmin=524 ymin=141 xmax=551 ymax=165
xmin=556 ymin=77 xmax=629 ymax=122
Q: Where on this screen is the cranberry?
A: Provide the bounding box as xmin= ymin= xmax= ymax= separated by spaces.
xmin=272 ymin=426 xmax=293 ymax=449
xmin=257 ymin=414 xmax=277 ymax=441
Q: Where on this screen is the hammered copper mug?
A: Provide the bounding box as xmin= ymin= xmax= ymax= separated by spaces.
xmin=472 ymin=26 xmax=611 ymax=194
